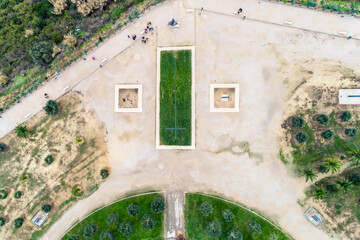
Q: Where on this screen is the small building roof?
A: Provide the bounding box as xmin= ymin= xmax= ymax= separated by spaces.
xmin=31 ymin=210 xmax=48 ymax=227
xmin=304 ymin=207 xmax=323 ymax=226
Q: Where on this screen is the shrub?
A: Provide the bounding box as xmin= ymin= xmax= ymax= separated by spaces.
xmin=72 ymin=185 xmax=82 ymax=196
xmin=227 ymin=229 xmax=243 ymax=240
xmin=349 ymin=173 xmax=360 ymax=186
xmin=51 ymin=31 xmax=63 ymax=44
xmin=345 ymin=128 xmax=357 ymax=137
xmin=30 ymin=41 xmax=53 ymax=66
xmin=291 ymin=116 xmax=305 ymax=128
xmin=67 ymin=236 xmax=79 ymax=240
xmin=83 ymin=223 xmax=97 ymax=238
xmin=41 ymin=204 xmax=52 ymax=213
xmin=340 ymin=111 xmax=352 ymax=122
xmin=14 ymin=217 xmax=24 ymax=229
xmin=0 ymin=217 xmax=5 ymax=226
xmin=44 ymin=100 xmax=59 ymax=115
xmin=222 ymin=209 xmax=234 ymax=223
xmin=151 ymin=197 xmax=166 ymax=213
xmin=0 ymin=143 xmax=6 ymax=153
xmin=316 ymin=114 xmax=329 ymax=125
xmin=127 ymin=203 xmax=140 ymax=217
xmin=317 ymin=164 xmax=327 ymax=173
xmin=118 ymin=221 xmax=134 ymax=237
xmin=0 ymin=189 xmax=8 ymax=199
xmin=109 ymin=6 xmax=126 ymax=19
xmin=100 ymin=169 xmax=109 ymax=179
xmin=249 ymin=221 xmax=261 ymax=234
xmin=321 ymin=130 xmax=334 ymax=140
xmin=15 ymin=124 xmax=29 ymax=138
xmin=295 ymin=132 xmax=308 ymax=144
xmin=141 ymin=213 xmax=156 ymax=230
xmin=44 ymin=155 xmax=54 ymax=165
xmin=100 ymin=229 xmax=114 ymax=240
xmin=306 ymin=1 xmax=317 ymax=7
xmin=206 ymin=220 xmax=222 ymax=238
xmin=14 ymin=191 xmax=22 ymax=199
xmin=200 ymin=202 xmax=213 ymax=217
xmin=326 ymin=184 xmax=338 ymax=193
xmin=106 ymin=213 xmax=118 ymax=227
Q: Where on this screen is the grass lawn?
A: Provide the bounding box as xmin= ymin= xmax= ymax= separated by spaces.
xmin=185 ymin=193 xmax=291 ymax=240
xmin=159 ymin=50 xmax=192 ymax=146
xmin=61 ymin=193 xmax=165 ymax=240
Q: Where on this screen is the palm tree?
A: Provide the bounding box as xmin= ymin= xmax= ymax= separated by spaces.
xmin=301 ymin=168 xmax=318 ymax=182
xmin=337 ymin=178 xmax=353 ymax=192
xmin=347 ymin=144 xmax=360 ymax=166
xmin=312 ymin=186 xmax=326 ymax=200
xmin=15 ymin=124 xmax=29 ymax=138
xmin=323 ymin=156 xmax=342 ymax=174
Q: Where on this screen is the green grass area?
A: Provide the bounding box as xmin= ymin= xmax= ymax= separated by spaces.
xmin=159 ymin=50 xmax=192 ymax=146
xmin=61 ymin=193 xmax=164 ymax=240
xmin=185 ymin=193 xmax=292 ymax=240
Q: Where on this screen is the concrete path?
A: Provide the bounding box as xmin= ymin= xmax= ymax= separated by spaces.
xmin=165 ymin=191 xmax=185 ymax=239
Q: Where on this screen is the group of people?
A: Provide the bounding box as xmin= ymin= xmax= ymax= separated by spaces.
xmin=128 ymin=21 xmax=153 ymax=43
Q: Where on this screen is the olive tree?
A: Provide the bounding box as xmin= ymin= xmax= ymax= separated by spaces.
xmin=43 ymin=100 xmax=59 ymax=115
xmin=14 ymin=218 xmax=24 ymax=229
xmin=83 ymin=223 xmax=97 ymax=238
xmin=41 ymin=204 xmax=52 ymax=213
xmin=249 ymin=221 xmax=261 ymax=234
xmin=118 ymin=221 xmax=134 ymax=237
xmin=127 ymin=203 xmax=140 ymax=217
xmin=207 ymin=221 xmax=222 ymax=238
xmin=44 ymin=155 xmax=54 ymax=165
xmin=141 ymin=214 xmax=156 ymax=230
xmin=222 ymin=209 xmax=234 ymax=223
xmin=227 ymin=229 xmax=243 ymax=240
xmin=100 ymin=169 xmax=109 ymax=179
xmin=340 ymin=111 xmax=352 ymax=122
xmin=0 ymin=217 xmax=5 ymax=227
xmin=100 ymin=229 xmax=114 ymax=240
xmin=151 ymin=197 xmax=166 ymax=213
xmin=200 ymin=202 xmax=212 ymax=217
xmin=0 ymin=143 xmax=6 ymax=153
xmin=14 ymin=191 xmax=23 ymax=199
xmin=295 ymin=132 xmax=308 ymax=144
xmin=316 ymin=114 xmax=329 ymax=125
xmin=291 ymin=116 xmax=305 ymax=128
xmin=30 ymin=41 xmax=53 ymax=66
xmin=0 ymin=189 xmax=8 ymax=199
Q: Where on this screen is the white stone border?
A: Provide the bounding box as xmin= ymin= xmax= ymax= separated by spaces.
xmin=114 ymin=84 xmax=142 ymax=112
xmin=209 ymin=84 xmax=240 ymax=112
xmin=156 ymin=46 xmax=196 ymax=150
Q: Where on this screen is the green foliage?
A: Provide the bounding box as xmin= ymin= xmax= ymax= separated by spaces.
xmin=295 ymin=132 xmax=308 ymax=144
xmin=306 ymin=1 xmax=317 ymax=7
xmin=118 ymin=221 xmax=133 ymax=237
xmin=30 ymin=41 xmax=53 ymax=66
xmin=100 ymin=229 xmax=114 ymax=240
xmin=340 ymin=111 xmax=352 ymax=122
xmin=141 ymin=213 xmax=156 ymax=230
xmin=347 ymin=144 xmax=360 ymax=166
xmin=312 ymin=186 xmax=326 ymax=199
xmin=72 ymin=185 xmax=82 ymax=196
xmin=337 ymin=178 xmax=353 ymax=192
xmin=45 ymin=155 xmax=54 ymax=165
xmin=41 ymin=204 xmax=52 ymax=213
xmin=151 ymin=197 xmax=165 ymax=214
xmin=291 ymin=116 xmax=305 ymax=128
xmin=301 ymin=168 xmax=317 ymax=182
xmin=0 ymin=217 xmax=5 ymax=227
xmin=227 ymin=228 xmax=243 ymax=240
xmin=323 ymin=156 xmax=342 ymax=174
xmin=15 ymin=124 xmax=29 ymax=138
xmin=106 ymin=213 xmax=118 ymax=227
xmin=44 ymin=100 xmax=59 ymax=115
xmin=127 ymin=203 xmax=140 ymax=217
xmin=0 ymin=189 xmax=8 ymax=199
xmin=349 ymin=173 xmax=360 ymax=186
xmin=200 ymin=201 xmax=213 ymax=217
xmin=14 ymin=191 xmax=22 ymax=199
xmin=316 ymin=114 xmax=329 ymax=125
xmin=67 ymin=236 xmax=79 ymax=240
xmin=317 ymin=164 xmax=327 ymax=173
xmin=249 ymin=221 xmax=261 ymax=234
xmin=0 ymin=143 xmax=6 ymax=153
xmin=325 ymin=184 xmax=338 ymax=193
xmin=51 ymin=31 xmax=63 ymax=44
xmin=100 ymin=169 xmax=109 ymax=179
xmin=345 ymin=128 xmax=357 ymax=137
xmin=207 ymin=220 xmax=222 ymax=238
xmin=109 ymin=6 xmax=126 ymax=19
xmin=14 ymin=217 xmax=24 ymax=229
xmin=321 ymin=130 xmax=334 ymax=140
xmin=83 ymin=223 xmax=97 ymax=238
xmin=222 ymin=209 xmax=234 ymax=223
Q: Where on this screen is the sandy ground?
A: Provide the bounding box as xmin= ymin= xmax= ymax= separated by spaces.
xmin=118 ymin=89 xmax=139 ymax=108
xmin=214 ymin=88 xmax=235 ymax=108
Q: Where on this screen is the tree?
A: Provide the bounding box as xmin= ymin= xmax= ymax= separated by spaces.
xmin=43 ymin=100 xmax=59 ymax=115
xmin=227 ymin=229 xmax=243 ymax=240
xmin=151 ymin=197 xmax=166 ymax=214
xmin=295 ymin=132 xmax=308 ymax=144
xmin=14 ymin=218 xmax=24 ymax=229
xmin=15 ymin=124 xmax=29 ymax=138
xmin=291 ymin=116 xmax=305 ymax=128
xmin=347 ymin=144 xmax=360 ymax=166
xmin=321 ymin=130 xmax=334 ymax=140
xmin=340 ymin=111 xmax=352 ymax=122
xmin=141 ymin=214 xmax=156 ymax=230
xmin=127 ymin=203 xmax=140 ymax=217
xmin=301 ymin=168 xmax=318 ymax=182
xmin=44 ymin=155 xmax=54 ymax=165
xmin=316 ymin=114 xmax=329 ymax=125
xmin=222 ymin=209 xmax=234 ymax=223
xmin=0 ymin=217 xmax=5 ymax=227
xmin=200 ymin=202 xmax=212 ymax=217
xmin=207 ymin=221 xmax=222 ymax=238
xmin=249 ymin=221 xmax=261 ymax=234
xmin=100 ymin=229 xmax=114 ymax=240
xmin=51 ymin=31 xmax=63 ymax=44
xmin=0 ymin=189 xmax=8 ymax=199
xmin=106 ymin=213 xmax=118 ymax=227
xmin=41 ymin=204 xmax=52 ymax=213
xmin=118 ymin=221 xmax=133 ymax=237
xmin=30 ymin=41 xmax=53 ymax=66
xmin=323 ymin=156 xmax=342 ymax=174
xmin=0 ymin=143 xmax=6 ymax=153
xmin=100 ymin=169 xmax=109 ymax=179
xmin=83 ymin=223 xmax=97 ymax=238
xmin=14 ymin=191 xmax=23 ymax=199
xmin=345 ymin=128 xmax=357 ymax=137
xmin=312 ymin=186 xmax=326 ymax=199
xmin=337 ymin=178 xmax=353 ymax=192
xmin=67 ymin=236 xmax=79 ymax=240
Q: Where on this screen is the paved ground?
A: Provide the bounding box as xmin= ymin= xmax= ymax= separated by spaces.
xmin=165 ymin=191 xmax=185 ymax=239
xmin=1 ymin=0 xmax=359 ymax=240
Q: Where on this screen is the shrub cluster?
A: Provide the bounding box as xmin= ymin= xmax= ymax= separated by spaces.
xmin=291 ymin=116 xmax=305 ymax=128
xmin=41 ymin=204 xmax=52 ymax=213
xmin=200 ymin=202 xmax=213 ymax=217
xmin=100 ymin=229 xmax=114 ymax=240
xmin=141 ymin=213 xmax=156 ymax=230
xmin=227 ymin=228 xmax=243 ymax=240
xmin=44 ymin=155 xmax=54 ymax=165
xmin=0 ymin=217 xmax=5 ymax=227
xmin=151 ymin=197 xmax=166 ymax=214
xmin=118 ymin=221 xmax=133 ymax=237
xmin=295 ymin=132 xmax=308 ymax=144
xmin=0 ymin=143 xmax=6 ymax=153
xmin=106 ymin=213 xmax=118 ymax=227
xmin=206 ymin=220 xmax=222 ymax=238
xmin=249 ymin=221 xmax=262 ymax=234
xmin=43 ymin=100 xmax=59 ymax=115
xmin=127 ymin=203 xmax=140 ymax=217
xmin=0 ymin=189 xmax=8 ymax=199
xmin=100 ymin=169 xmax=109 ymax=179
xmin=316 ymin=114 xmax=329 ymax=125
xmin=321 ymin=130 xmax=334 ymax=140
xmin=340 ymin=111 xmax=352 ymax=122
xmin=83 ymin=223 xmax=97 ymax=238
xmin=345 ymin=128 xmax=357 ymax=137
xmin=14 ymin=217 xmax=24 ymax=229
xmin=222 ymin=209 xmax=234 ymax=223
xmin=14 ymin=191 xmax=22 ymax=199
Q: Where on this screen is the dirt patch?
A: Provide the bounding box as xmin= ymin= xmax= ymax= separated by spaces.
xmin=214 ymin=88 xmax=235 ymax=108
xmin=118 ymin=88 xmax=138 ymax=108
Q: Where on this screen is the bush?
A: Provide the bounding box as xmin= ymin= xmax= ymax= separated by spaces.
xmin=118 ymin=221 xmax=134 ymax=237
xmin=206 ymin=220 xmax=222 ymax=238
xmin=109 ymin=6 xmax=126 ymax=19
xmin=83 ymin=223 xmax=97 ymax=238
xmin=291 ymin=116 xmax=305 ymax=128
xmin=200 ymin=202 xmax=213 ymax=217
xmin=100 ymin=229 xmax=114 ymax=240
xmin=317 ymin=164 xmax=327 ymax=174
xmin=345 ymin=128 xmax=357 ymax=137
xmin=15 ymin=124 xmax=29 ymax=138
xmin=321 ymin=130 xmax=334 ymax=140
xmin=127 ymin=203 xmax=140 ymax=217
xmin=72 ymin=185 xmax=82 ymax=196
xmin=44 ymin=100 xmax=59 ymax=115
xmin=306 ymin=1 xmax=317 ymax=7
xmin=249 ymin=221 xmax=261 ymax=234
xmin=41 ymin=204 xmax=52 ymax=213
xmin=100 ymin=169 xmax=109 ymax=179
xmin=14 ymin=191 xmax=22 ymax=199
xmin=141 ymin=213 xmax=156 ymax=230
xmin=151 ymin=197 xmax=166 ymax=213
xmin=44 ymin=155 xmax=54 ymax=165
xmin=295 ymin=132 xmax=308 ymax=144
xmin=326 ymin=184 xmax=338 ymax=193
xmin=340 ymin=111 xmax=352 ymax=122
xmin=349 ymin=173 xmax=360 ymax=186
xmin=0 ymin=189 xmax=8 ymax=199
xmin=30 ymin=41 xmax=53 ymax=66
xmin=0 ymin=143 xmax=6 ymax=153
xmin=222 ymin=209 xmax=234 ymax=223
xmin=51 ymin=31 xmax=63 ymax=44
xmin=227 ymin=229 xmax=243 ymax=240
xmin=0 ymin=217 xmax=5 ymax=226
xmin=316 ymin=114 xmax=329 ymax=125
xmin=67 ymin=236 xmax=79 ymax=240
xmin=14 ymin=217 xmax=24 ymax=229
xmin=106 ymin=213 xmax=118 ymax=227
